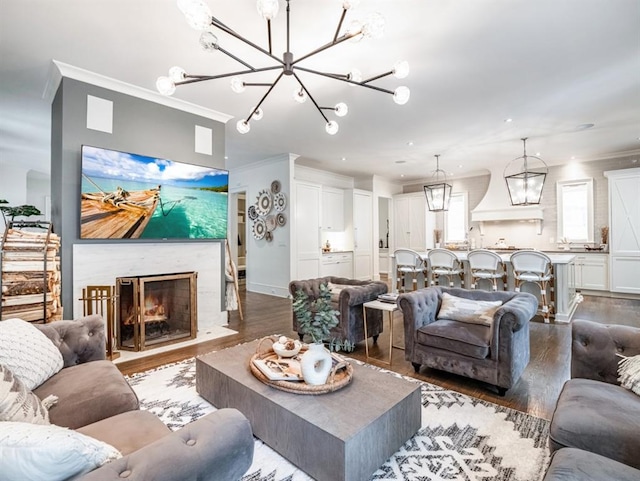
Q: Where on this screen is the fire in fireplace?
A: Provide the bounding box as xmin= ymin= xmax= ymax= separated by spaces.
xmin=116 ymin=272 xmax=197 ymax=351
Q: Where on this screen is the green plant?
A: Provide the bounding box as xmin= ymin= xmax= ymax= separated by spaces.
xmin=327 ymin=337 xmax=355 ymax=353
xmin=292 ymin=283 xmax=339 ymax=344
xmin=0 ymin=199 xmax=42 ymax=225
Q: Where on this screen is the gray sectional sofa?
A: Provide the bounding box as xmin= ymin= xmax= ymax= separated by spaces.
xmin=543 ymin=319 xmax=640 ymax=480
xmin=34 ymin=315 xmax=254 ymax=481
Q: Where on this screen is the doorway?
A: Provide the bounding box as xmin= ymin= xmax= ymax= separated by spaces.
xmin=378 ymin=197 xmax=392 ymax=277
xmin=229 ymin=191 xmax=247 ymax=287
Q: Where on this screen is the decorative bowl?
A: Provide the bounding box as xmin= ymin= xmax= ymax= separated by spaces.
xmin=272 ymin=338 xmax=302 ymax=358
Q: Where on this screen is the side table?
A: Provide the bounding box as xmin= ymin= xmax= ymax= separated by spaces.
xmin=363 ymin=299 xmax=403 ymax=365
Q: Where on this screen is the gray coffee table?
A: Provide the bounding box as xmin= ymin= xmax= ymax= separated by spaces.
xmin=196 ymin=341 xmax=421 ymax=481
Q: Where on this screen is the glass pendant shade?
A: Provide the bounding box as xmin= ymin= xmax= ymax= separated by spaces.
xmin=362 ymin=12 xmax=385 ymax=39
xmin=230 ymin=77 xmax=246 ymax=93
xmin=236 ymin=119 xmax=251 ymax=134
xmin=504 ymin=138 xmax=548 ymax=206
xmin=293 ymin=88 xmax=308 ymax=103
xmin=156 ymin=76 xmax=176 ymax=96
xmin=250 ymin=107 xmax=264 ymax=120
xmin=168 ymin=66 xmax=186 ymax=83
xmin=423 ymin=155 xmax=452 ymax=211
xmin=199 ymin=31 xmax=218 ymax=51
xmin=256 ymin=0 xmax=279 ymax=20
xmin=325 ymin=121 xmax=339 ymax=135
xmin=347 ymin=68 xmax=362 ymax=85
xmin=334 ymin=102 xmax=348 ymax=117
xmin=393 ymin=86 xmax=410 ymax=105
xmin=392 ymin=60 xmax=410 ymax=79
xmin=177 ymin=0 xmax=212 ymax=30
xmin=342 ymin=0 xmax=361 ymax=10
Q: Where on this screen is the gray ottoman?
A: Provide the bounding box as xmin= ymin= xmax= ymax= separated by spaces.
xmin=549 ymin=378 xmax=640 ymax=469
xmin=543 ymin=448 xmax=640 ymax=481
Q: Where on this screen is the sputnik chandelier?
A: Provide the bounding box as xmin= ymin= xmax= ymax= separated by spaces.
xmin=156 ymin=0 xmax=410 ymax=135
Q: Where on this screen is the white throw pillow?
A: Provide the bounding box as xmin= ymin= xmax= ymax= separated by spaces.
xmin=0 ymin=318 xmax=64 ymax=390
xmin=0 ymin=364 xmax=51 ymax=424
xmin=437 ymin=292 xmax=502 ymax=326
xmin=0 ymin=422 xmax=122 ymax=481
xmin=618 ymin=354 xmax=640 ymax=396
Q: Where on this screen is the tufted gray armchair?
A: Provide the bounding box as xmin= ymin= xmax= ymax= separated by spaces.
xmin=289 ymin=276 xmax=388 ymax=345
xmin=398 ymin=286 xmax=538 ymax=395
xmin=548 ymin=319 xmax=640 ymax=473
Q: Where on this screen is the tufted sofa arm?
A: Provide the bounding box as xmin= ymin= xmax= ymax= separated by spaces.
xmin=571 ymin=319 xmax=640 ymax=385
xmin=79 ymin=409 xmax=254 ymax=481
xmin=35 ymin=315 xmax=106 ymax=367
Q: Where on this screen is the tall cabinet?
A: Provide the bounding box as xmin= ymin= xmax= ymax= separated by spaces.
xmin=294 ymin=181 xmax=322 ymax=279
xmin=346 ymin=189 xmax=373 ymax=280
xmin=393 ymin=193 xmax=435 ymax=251
xmin=604 ymin=168 xmax=640 ymax=294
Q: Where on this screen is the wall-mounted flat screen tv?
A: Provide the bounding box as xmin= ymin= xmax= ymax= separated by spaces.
xmin=81 ymin=145 xmax=228 ymax=240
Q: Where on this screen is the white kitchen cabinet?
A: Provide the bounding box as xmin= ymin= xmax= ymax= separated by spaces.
xmin=604 ymin=168 xmax=640 ymax=294
xmin=573 ymin=254 xmax=608 ymax=291
xmin=321 ymin=187 xmax=345 ymax=231
xmin=320 ymin=252 xmax=353 ymax=278
xmin=393 ymin=193 xmax=435 ymax=251
xmin=294 ymin=181 xmax=322 ymax=279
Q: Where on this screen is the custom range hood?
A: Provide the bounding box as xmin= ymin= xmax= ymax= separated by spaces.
xmin=471 ymin=166 xmax=544 ymax=233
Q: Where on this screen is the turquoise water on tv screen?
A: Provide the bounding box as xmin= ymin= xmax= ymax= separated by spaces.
xmin=81 ymin=177 xmax=228 ymax=240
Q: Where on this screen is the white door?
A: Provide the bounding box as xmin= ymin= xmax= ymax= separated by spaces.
xmin=295 ymin=181 xmax=321 ymax=279
xmin=408 ymin=194 xmax=427 ymax=251
xmin=394 ymin=196 xmax=411 ymax=249
xmin=606 ymin=168 xmax=640 ymax=294
xmin=353 ymin=191 xmax=373 ymax=280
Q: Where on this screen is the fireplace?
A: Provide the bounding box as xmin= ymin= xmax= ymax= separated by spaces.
xmin=116 ymin=272 xmax=197 ymax=351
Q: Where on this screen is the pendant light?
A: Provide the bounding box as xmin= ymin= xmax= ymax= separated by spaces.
xmin=504 ymin=138 xmax=548 ymax=206
xmin=423 ymin=154 xmax=452 ymax=211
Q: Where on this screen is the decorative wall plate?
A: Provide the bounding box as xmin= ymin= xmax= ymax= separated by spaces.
xmin=256 ymin=189 xmax=272 ymax=215
xmin=248 ymin=205 xmax=258 ymax=220
xmin=265 ymin=231 xmax=273 ymax=242
xmin=274 ymin=192 xmax=287 ymax=212
xmin=271 ymin=180 xmax=281 ymax=194
xmin=252 ymin=218 xmax=266 ymax=240
xmin=265 ymin=215 xmax=277 ymax=232
xmin=276 ymin=213 xmax=286 ymax=227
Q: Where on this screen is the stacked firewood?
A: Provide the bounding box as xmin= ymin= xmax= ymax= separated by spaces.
xmin=1 ymin=227 xmax=63 ymax=323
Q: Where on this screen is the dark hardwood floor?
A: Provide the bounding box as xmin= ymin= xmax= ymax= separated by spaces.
xmin=118 ymin=285 xmax=640 ymax=421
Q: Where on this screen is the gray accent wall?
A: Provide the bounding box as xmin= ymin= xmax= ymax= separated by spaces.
xmin=51 ymin=77 xmax=226 ymax=314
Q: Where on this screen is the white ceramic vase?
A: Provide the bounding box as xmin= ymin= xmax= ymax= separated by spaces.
xmin=300 ymin=343 xmax=332 ymax=385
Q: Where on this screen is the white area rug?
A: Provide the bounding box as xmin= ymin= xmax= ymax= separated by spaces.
xmin=127 ymin=357 xmax=550 ymax=481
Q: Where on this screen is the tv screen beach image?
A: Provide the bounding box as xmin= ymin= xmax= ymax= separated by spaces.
xmin=80 ymin=145 xmax=228 ymax=239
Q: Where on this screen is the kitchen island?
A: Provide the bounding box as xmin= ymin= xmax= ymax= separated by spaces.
xmin=391 ymin=251 xmax=579 ymax=323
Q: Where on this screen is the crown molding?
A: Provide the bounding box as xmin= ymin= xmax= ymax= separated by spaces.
xmin=43 ymin=60 xmax=233 ymax=124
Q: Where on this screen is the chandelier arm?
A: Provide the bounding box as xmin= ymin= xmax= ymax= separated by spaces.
xmin=267 ymin=20 xmax=273 ymax=55
xmin=333 ymin=8 xmax=348 ymax=43
xmin=362 ymin=70 xmax=393 ymax=84
xmin=292 ymin=72 xmax=329 ymax=123
xmin=208 ymin=18 xmax=284 ymax=65
xmin=217 ymin=46 xmax=256 ymax=70
xmin=295 ymin=66 xmax=395 ymax=95
xmin=176 ymin=66 xmax=282 ymax=85
xmin=292 ymin=33 xmax=355 ymax=66
xmin=243 ymin=71 xmax=285 ymax=122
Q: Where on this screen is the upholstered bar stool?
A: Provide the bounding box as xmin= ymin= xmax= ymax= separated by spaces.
xmin=394 ymin=248 xmax=426 ymax=292
xmin=510 ymin=250 xmax=554 ymax=322
xmin=427 ymin=248 xmax=464 ymax=288
xmin=467 ymin=249 xmax=506 ymax=291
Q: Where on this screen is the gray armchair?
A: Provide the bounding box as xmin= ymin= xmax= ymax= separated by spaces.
xmin=289 ymin=276 xmax=388 ymax=344
xmin=398 ymin=286 xmax=538 ymax=395
xmin=547 ymin=320 xmax=640 ymax=474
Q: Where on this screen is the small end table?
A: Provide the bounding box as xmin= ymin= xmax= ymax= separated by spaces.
xmin=363 ymin=299 xmax=402 ymax=365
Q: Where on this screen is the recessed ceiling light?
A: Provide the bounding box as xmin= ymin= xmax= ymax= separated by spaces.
xmin=400 ymin=174 xmax=405 ymax=177
xmin=407 ymin=141 xmax=414 ymax=146
xmin=571 ymin=156 xmax=576 ymax=160
xmin=458 ymin=165 xmax=463 ymax=168
xmin=341 ymin=157 xmax=346 ymax=161
xmin=535 ymin=152 xmax=541 ymax=156
xmin=224 ymin=156 xmax=228 ymax=160
xmin=504 ymin=118 xmax=513 ymax=123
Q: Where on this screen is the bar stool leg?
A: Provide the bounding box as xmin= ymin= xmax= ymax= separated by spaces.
xmin=412 ymin=273 xmax=418 ymax=291
xmin=540 ymin=280 xmax=550 ymax=323
xmin=396 ymin=269 xmax=403 ymax=293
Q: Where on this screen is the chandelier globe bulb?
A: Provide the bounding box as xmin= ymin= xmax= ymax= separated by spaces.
xmin=335 ymin=102 xmax=348 ymax=117
xmin=293 ymin=88 xmax=308 ymax=104
xmin=199 ymin=31 xmax=219 ymax=51
xmin=230 ymin=77 xmax=246 ymax=93
xmin=178 ymin=0 xmax=212 ymax=30
xmin=236 ymin=119 xmax=251 ymax=134
xmin=347 ymin=20 xmax=364 ymax=42
xmin=342 ymin=0 xmax=361 ymax=10
xmin=256 ymin=0 xmax=280 ymax=20
xmin=326 ymin=121 xmax=339 ymax=135
xmin=362 ymin=12 xmax=385 ymax=39
xmin=250 ymin=107 xmax=264 ymax=121
xmin=168 ymin=66 xmax=186 ymax=83
xmin=156 ymin=77 xmax=176 ymax=96
xmin=347 ymin=68 xmax=362 ymax=86
xmin=392 ymin=60 xmax=410 ymax=79
xmin=393 ymin=86 xmax=410 ymax=105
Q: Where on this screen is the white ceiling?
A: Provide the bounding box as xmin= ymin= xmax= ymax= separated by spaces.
xmin=1 ymin=0 xmax=639 ymax=183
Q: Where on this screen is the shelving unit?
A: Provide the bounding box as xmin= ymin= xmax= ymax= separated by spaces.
xmin=0 ymin=221 xmax=62 ymax=323
xmin=237 ymin=194 xmax=246 ymax=285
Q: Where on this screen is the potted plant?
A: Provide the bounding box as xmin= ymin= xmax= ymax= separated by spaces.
xmin=434 ymin=229 xmax=442 ymax=248
xmin=0 ymin=199 xmax=42 ymax=227
xmin=292 ymin=283 xmax=340 ymax=385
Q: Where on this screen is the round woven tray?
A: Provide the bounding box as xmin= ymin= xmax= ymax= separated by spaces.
xmin=249 ymin=337 xmax=353 ymax=395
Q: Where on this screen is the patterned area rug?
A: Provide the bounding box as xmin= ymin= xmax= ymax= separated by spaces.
xmin=127 ymin=358 xmax=550 ymax=481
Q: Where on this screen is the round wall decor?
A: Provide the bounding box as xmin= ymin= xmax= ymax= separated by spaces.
xmin=252 ymin=218 xmax=266 ymax=240
xmin=248 ymin=205 xmax=258 ymax=220
xmin=274 ymin=192 xmax=287 ymax=212
xmin=271 ymin=180 xmax=281 ymax=194
xmin=250 ymin=180 xmax=287 ymax=243
xmin=276 ymin=213 xmax=286 ymax=227
xmin=256 ymin=189 xmax=273 ymax=215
